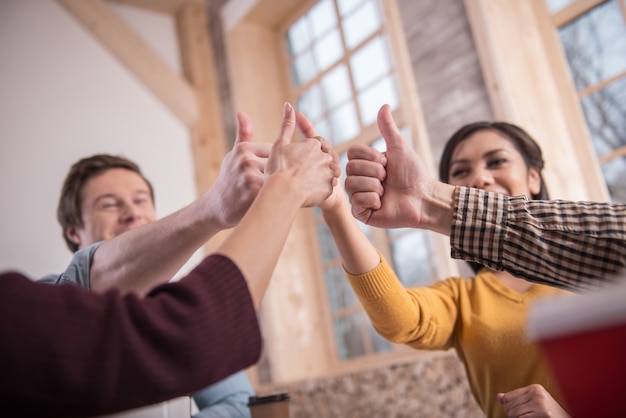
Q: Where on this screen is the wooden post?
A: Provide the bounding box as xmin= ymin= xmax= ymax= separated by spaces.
xmin=176 ymin=1 xmax=228 ymax=199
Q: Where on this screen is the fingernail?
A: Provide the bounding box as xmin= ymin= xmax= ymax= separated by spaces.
xmin=283 ymin=102 xmax=292 ymax=117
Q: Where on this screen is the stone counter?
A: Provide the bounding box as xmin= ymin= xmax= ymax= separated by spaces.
xmin=261 ymin=351 xmax=484 ymax=418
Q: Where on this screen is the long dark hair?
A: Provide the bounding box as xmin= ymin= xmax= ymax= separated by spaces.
xmin=438 ymin=121 xmax=549 ymax=273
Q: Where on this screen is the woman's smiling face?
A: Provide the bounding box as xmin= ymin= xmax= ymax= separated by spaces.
xmin=446 ymin=129 xmax=541 ymax=198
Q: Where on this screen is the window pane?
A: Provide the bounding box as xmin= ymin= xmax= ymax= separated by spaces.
xmin=314 ymin=28 xmax=344 ymax=72
xmin=391 ymin=230 xmax=434 ymax=287
xmin=313 ymin=117 xmax=332 ymax=140
xmin=601 ymin=157 xmax=626 ymax=203
xmin=581 ymin=77 xmax=626 ymax=202
xmin=369 ymin=126 xmax=410 ymax=151
xmin=298 ymin=84 xmax=324 ymax=120
xmin=325 ymin=265 xmax=358 ymax=311
xmin=350 ymin=36 xmax=392 ymax=90
xmin=559 ymin=0 xmax=626 ymax=90
xmin=334 ymin=313 xmax=366 ymax=360
xmin=329 ymin=101 xmax=359 ymax=144
xmin=343 ymin=0 xmax=381 ymax=49
xmin=371 ymin=137 xmax=386 ymax=151
xmin=369 ymin=321 xmax=392 ymax=354
xmin=286 ymin=15 xmax=310 ymax=56
xmin=317 ymin=221 xmax=340 ymax=263
xmin=321 ymin=64 xmax=352 ymax=108
xmin=545 ymin=0 xmax=575 ymax=13
xmin=338 ymin=0 xmax=367 ymax=16
xmin=283 ymin=0 xmax=420 ymax=363
xmin=291 ymin=51 xmax=316 ymax=86
xmin=581 ymin=77 xmax=626 ymax=155
xmin=358 ymin=74 xmax=399 ymax=126
xmin=309 ymin=0 xmax=337 ymax=40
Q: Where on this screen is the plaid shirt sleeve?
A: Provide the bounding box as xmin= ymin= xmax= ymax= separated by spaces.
xmin=450 ymin=186 xmax=626 ymax=292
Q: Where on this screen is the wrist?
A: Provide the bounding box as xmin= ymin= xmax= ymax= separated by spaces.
xmin=320 ymin=191 xmax=348 ymax=217
xmin=264 ymin=171 xmax=308 ymax=207
xmin=421 ymin=182 xmax=455 ymax=236
xmin=195 ymin=188 xmax=228 ymax=231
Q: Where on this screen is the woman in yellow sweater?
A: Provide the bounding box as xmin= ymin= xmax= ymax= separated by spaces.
xmin=297 ymin=105 xmax=572 ymax=418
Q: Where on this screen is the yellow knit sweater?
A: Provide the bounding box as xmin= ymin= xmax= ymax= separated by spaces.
xmin=345 ymin=256 xmax=571 ymax=418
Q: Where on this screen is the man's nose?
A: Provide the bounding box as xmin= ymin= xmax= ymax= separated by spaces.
xmin=119 ymin=202 xmax=142 ymax=222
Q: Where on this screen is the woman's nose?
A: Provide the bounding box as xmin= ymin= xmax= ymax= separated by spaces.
xmin=467 ymin=167 xmax=494 ymax=189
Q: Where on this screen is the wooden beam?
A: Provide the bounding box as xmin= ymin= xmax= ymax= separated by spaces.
xmin=106 ymin=0 xmax=204 ymax=15
xmin=176 ymin=1 xmax=228 ymax=208
xmin=552 ymin=0 xmax=606 ymax=27
xmin=58 ymin=0 xmax=198 ymax=126
xmin=464 ymin=0 xmax=609 ymax=201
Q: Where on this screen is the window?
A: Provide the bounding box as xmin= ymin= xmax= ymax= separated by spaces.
xmin=547 ymin=0 xmax=626 ymax=202
xmin=283 ymin=0 xmax=437 ymax=363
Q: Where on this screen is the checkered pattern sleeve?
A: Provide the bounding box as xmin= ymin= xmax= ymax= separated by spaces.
xmin=450 ymin=186 xmax=626 ymax=292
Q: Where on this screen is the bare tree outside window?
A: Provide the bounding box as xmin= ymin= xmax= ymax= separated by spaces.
xmin=551 ymin=0 xmax=626 ymax=202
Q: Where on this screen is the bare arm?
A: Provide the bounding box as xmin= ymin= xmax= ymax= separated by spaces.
xmin=90 ymin=112 xmax=271 ymax=295
xmin=217 ymin=103 xmax=340 ymax=307
xmin=294 ymin=111 xmax=379 ymax=275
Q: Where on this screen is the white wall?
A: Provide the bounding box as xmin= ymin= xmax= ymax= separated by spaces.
xmin=0 ymin=0 xmax=200 ymax=279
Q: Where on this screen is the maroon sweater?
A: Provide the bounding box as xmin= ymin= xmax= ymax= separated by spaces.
xmin=0 ymin=254 xmax=262 ymax=417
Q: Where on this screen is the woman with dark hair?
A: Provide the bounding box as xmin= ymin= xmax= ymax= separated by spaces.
xmin=438 ymin=121 xmax=552 ymax=276
xmin=313 ymin=106 xmax=572 ymax=418
xmin=438 ymin=121 xmax=549 ymax=200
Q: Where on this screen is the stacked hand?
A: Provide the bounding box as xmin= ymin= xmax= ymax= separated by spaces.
xmin=267 ymin=103 xmax=340 ymax=208
xmin=204 ymin=112 xmax=271 ymax=228
xmin=295 ymin=111 xmax=344 ymax=212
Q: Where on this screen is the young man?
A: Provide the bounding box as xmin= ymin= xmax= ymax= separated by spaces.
xmin=39 ymin=112 xmax=266 ymax=416
xmin=3 ymin=102 xmax=340 ymax=417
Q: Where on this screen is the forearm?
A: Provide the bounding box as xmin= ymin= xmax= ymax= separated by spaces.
xmin=216 ymin=172 xmax=307 ymax=308
xmin=451 ymin=187 xmax=626 ymax=291
xmin=322 ymin=196 xmax=380 ymax=275
xmin=1 ymin=255 xmax=261 ymax=417
xmin=420 ymin=181 xmax=456 ymax=236
xmin=90 ymin=198 xmax=223 ymax=295
xmin=321 ymin=196 xmax=449 ymax=345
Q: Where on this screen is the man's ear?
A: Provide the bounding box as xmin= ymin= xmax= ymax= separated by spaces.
xmin=528 ymin=167 xmax=541 ymax=196
xmin=65 ymin=226 xmax=82 ymax=247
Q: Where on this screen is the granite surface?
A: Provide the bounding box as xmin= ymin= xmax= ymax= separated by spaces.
xmin=262 ymin=352 xmax=485 ymax=418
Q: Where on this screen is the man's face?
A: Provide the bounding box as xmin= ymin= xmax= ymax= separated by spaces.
xmin=66 ymin=168 xmax=156 ymax=250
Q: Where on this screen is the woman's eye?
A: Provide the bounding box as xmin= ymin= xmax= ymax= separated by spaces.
xmin=488 ymin=158 xmax=506 ymax=167
xmin=450 ymin=169 xmax=468 ymax=178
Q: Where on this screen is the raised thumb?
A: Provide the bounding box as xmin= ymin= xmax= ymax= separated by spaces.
xmin=377 ymin=104 xmax=405 ymax=151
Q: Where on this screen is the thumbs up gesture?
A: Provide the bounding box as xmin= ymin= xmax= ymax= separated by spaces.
xmin=267 ymin=102 xmax=340 ymax=208
xmin=345 ymin=104 xmax=436 ymax=229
